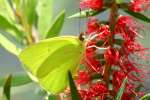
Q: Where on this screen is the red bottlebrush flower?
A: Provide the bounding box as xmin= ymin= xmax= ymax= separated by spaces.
xmin=112 ymin=71 xmax=135 ymax=100
xmin=80 ymin=0 xmax=103 ymax=10
xmin=84 ymin=40 xmax=102 ymax=72
xmin=137 ymin=91 xmax=145 ymax=97
xmin=122 ymin=40 xmax=143 ymax=54
xmin=130 ymin=0 xmax=150 ymax=12
xmin=89 ymin=82 xmax=108 ymax=97
xmin=97 ymin=25 xmax=111 ymax=41
xmin=121 ymin=40 xmax=150 ymax=60
xmin=119 ymin=57 xmax=145 ymax=82
xmin=112 ymin=71 xmax=126 ymax=92
xmin=86 ymin=18 xmax=100 ymax=34
xmin=119 ymin=59 xmax=138 ymax=73
xmin=79 ymin=90 xmax=93 ymax=100
xmin=122 ymin=40 xmax=149 ymax=60
xmin=121 ymin=92 xmax=134 ymax=100
xmin=115 ymin=16 xmax=142 ymax=41
xmin=104 ymin=47 xmax=120 ymax=65
xmin=85 ymin=17 xmax=111 ymax=41
xmin=112 ymin=71 xmax=135 ymax=97
xmin=76 ymin=71 xmax=91 ymax=85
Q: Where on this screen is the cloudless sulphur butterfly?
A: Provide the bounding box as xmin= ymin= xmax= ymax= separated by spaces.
xmin=19 ymin=36 xmax=85 ymax=94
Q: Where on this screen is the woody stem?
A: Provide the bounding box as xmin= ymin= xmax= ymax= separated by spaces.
xmin=103 ymin=0 xmax=118 ymax=86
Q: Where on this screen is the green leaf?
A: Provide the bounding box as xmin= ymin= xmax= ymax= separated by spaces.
xmin=22 ymin=0 xmax=37 ymax=26
xmin=23 ymin=0 xmax=37 ymax=26
xmin=2 ymin=75 xmax=12 ymax=100
xmin=11 ymin=0 xmax=37 ymax=37
xmin=140 ymin=93 xmax=150 ymax=100
xmin=0 ymin=0 xmax=15 ymax=23
xmin=0 ymin=73 xmax=32 ymax=87
xmin=114 ymin=39 xmax=124 ymax=46
xmin=96 ymin=41 xmax=104 ymax=46
xmin=12 ymin=0 xmax=20 ymax=9
xmin=68 ymin=8 xmax=106 ymax=18
xmin=116 ymin=0 xmax=123 ymax=4
xmin=44 ymin=94 xmax=58 ymax=100
xmin=115 ymin=77 xmax=128 ymax=100
xmin=68 ymin=71 xmax=81 ymax=100
xmin=0 ymin=0 xmax=24 ymax=40
xmin=0 ymin=34 xmax=20 ymax=55
xmin=46 ymin=10 xmax=65 ymax=38
xmin=21 ymin=0 xmax=38 ymax=26
xmin=37 ymin=0 xmax=53 ymax=36
xmin=0 ymin=15 xmax=14 ymax=30
xmin=91 ymin=73 xmax=103 ymax=80
xmin=47 ymin=94 xmax=57 ymax=100
xmin=123 ymin=9 xmax=150 ymax=23
xmin=0 ymin=15 xmax=23 ymax=39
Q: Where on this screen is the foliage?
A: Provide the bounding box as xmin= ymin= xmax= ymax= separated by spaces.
xmin=2 ymin=75 xmax=12 ymax=100
xmin=115 ymin=77 xmax=128 ymax=100
xmin=0 ymin=0 xmax=65 ymax=99
xmin=141 ymin=93 xmax=150 ymax=100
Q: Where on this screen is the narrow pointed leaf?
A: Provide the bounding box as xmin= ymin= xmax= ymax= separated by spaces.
xmin=37 ymin=0 xmax=53 ymax=36
xmin=140 ymin=93 xmax=150 ymax=100
xmin=22 ymin=0 xmax=38 ymax=26
xmin=68 ymin=71 xmax=81 ymax=100
xmin=44 ymin=94 xmax=57 ymax=100
xmin=12 ymin=0 xmax=21 ymax=10
xmin=0 ymin=34 xmax=20 ymax=55
xmin=48 ymin=94 xmax=57 ymax=100
xmin=0 ymin=0 xmax=24 ymax=40
xmin=0 ymin=15 xmax=23 ymax=39
xmin=0 ymin=0 xmax=15 ymax=23
xmin=115 ymin=77 xmax=128 ymax=100
xmin=46 ymin=10 xmax=65 ymax=38
xmin=2 ymin=75 xmax=12 ymax=100
xmin=123 ymin=9 xmax=150 ymax=23
xmin=0 ymin=15 xmax=12 ymax=29
xmin=0 ymin=73 xmax=32 ymax=87
xmin=68 ymin=8 xmax=106 ymax=18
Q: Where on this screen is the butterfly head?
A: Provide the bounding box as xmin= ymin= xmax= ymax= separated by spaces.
xmin=79 ymin=32 xmax=86 ymax=42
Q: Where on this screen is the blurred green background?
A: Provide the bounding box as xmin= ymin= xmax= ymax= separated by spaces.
xmin=0 ymin=0 xmax=150 ymax=100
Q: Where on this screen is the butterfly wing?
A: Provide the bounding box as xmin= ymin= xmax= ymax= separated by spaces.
xmin=19 ymin=36 xmax=84 ymax=94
